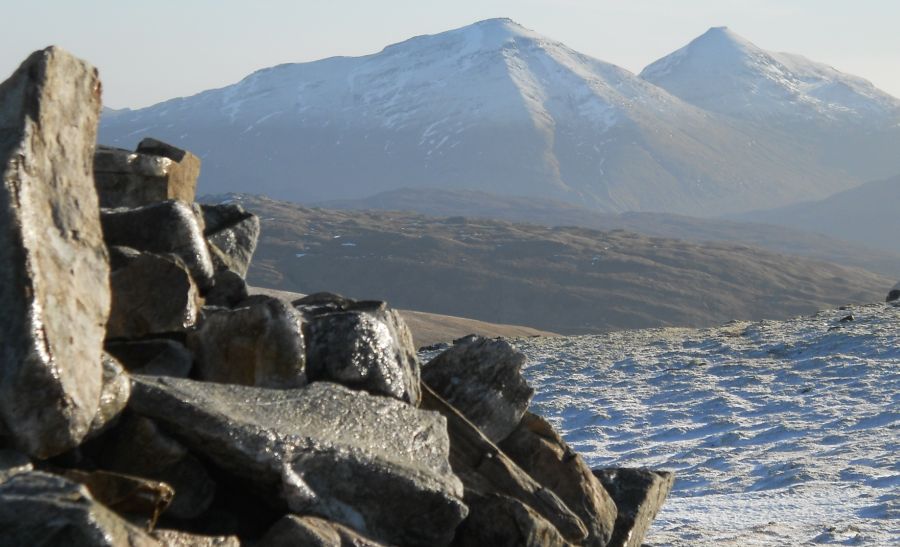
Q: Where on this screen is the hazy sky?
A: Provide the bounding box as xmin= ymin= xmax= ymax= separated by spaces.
xmin=1 ymin=0 xmax=897 ymax=109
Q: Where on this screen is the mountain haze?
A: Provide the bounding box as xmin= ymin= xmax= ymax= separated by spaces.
xmin=98 ymin=19 xmax=895 ymax=215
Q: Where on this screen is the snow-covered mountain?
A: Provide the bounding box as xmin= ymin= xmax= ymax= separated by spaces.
xmin=99 ymin=19 xmax=896 ymax=215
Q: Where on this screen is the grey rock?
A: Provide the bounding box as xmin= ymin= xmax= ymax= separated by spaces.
xmin=105 ymin=338 xmax=194 ymax=377
xmin=205 ymin=269 xmax=249 ymax=308
xmin=452 ymin=493 xmax=569 ymax=547
xmin=94 ymin=139 xmax=199 ymax=209
xmin=422 ymin=336 xmax=533 ymax=442
xmin=887 ymin=282 xmax=900 ymax=303
xmin=101 ymin=200 xmax=214 ymax=290
xmin=499 ymin=412 xmax=617 ymax=546
xmin=298 ymin=293 xmax=421 ymax=405
xmin=152 ymin=530 xmax=240 ymax=547
xmin=0 ymin=449 xmax=32 ymax=483
xmin=188 ymin=296 xmax=305 ymax=388
xmin=107 ymin=251 xmax=201 ymax=339
xmin=420 ymin=384 xmax=588 ymax=543
xmin=100 ymin=414 xmax=216 ymax=520
xmin=128 ymin=376 xmax=467 ymax=546
xmin=0 ymin=46 xmax=109 ymax=459
xmin=259 ymin=515 xmax=386 ymax=547
xmin=592 ymin=468 xmax=675 ymax=547
xmin=87 ymin=353 xmax=132 ymax=437
xmin=200 ymin=203 xmax=260 ymax=278
xmin=0 ymin=471 xmax=159 ymax=546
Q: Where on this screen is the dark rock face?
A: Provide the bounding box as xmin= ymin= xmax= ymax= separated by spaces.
xmin=128 ymin=376 xmax=467 ymax=546
xmin=105 ymin=338 xmax=194 ymax=378
xmin=87 ymin=354 xmax=132 ymax=438
xmin=0 ymin=449 xmax=32 ymax=483
xmin=93 ymin=139 xmax=199 ymax=209
xmin=107 ymin=251 xmax=200 ymax=339
xmin=259 ymin=515 xmax=387 ymax=546
xmin=452 ymin=493 xmax=569 ymax=547
xmin=592 ymin=468 xmax=675 ymax=547
xmin=188 ymin=296 xmax=306 ymax=388
xmin=205 ymin=269 xmax=249 ymax=308
xmin=299 ymin=293 xmax=421 ymax=405
xmin=200 ymin=203 xmax=260 ymax=278
xmin=0 ymin=471 xmax=159 ymax=546
xmin=887 ymin=287 xmax=900 ymax=302
xmin=0 ymin=46 xmax=110 ymax=459
xmin=422 ymin=336 xmax=533 ymax=442
xmin=101 ymin=200 xmax=214 ymax=290
xmin=499 ymin=412 xmax=617 ymax=546
xmin=419 ymin=384 xmax=588 ymax=543
xmin=62 ymin=468 xmax=174 ymax=529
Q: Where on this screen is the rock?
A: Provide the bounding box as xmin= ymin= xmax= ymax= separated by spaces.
xmin=592 ymin=468 xmax=675 ymax=547
xmin=259 ymin=515 xmax=386 ymax=547
xmin=200 ymin=203 xmax=260 ymax=278
xmin=0 ymin=46 xmax=110 ymax=459
xmin=63 ymin=468 xmax=174 ymax=530
xmin=840 ymin=314 xmax=855 ymax=322
xmin=107 ymin=251 xmax=201 ymax=339
xmin=452 ymin=493 xmax=569 ymax=547
xmin=87 ymin=353 xmax=132 ymax=437
xmin=99 ymin=414 xmax=216 ymax=520
xmin=298 ymin=293 xmax=421 ymax=405
xmin=105 ymin=338 xmax=194 ymax=378
xmin=128 ymin=376 xmax=467 ymax=546
xmin=101 ymin=200 xmax=214 ymax=290
xmin=499 ymin=412 xmax=617 ymax=546
xmin=152 ymin=530 xmax=240 ymax=547
xmin=419 ymin=384 xmax=587 ymax=543
xmin=887 ymin=284 xmax=900 ymax=303
xmin=205 ymin=269 xmax=249 ymax=308
xmin=0 ymin=471 xmax=159 ymax=545
xmin=188 ymin=296 xmax=306 ymax=388
xmin=422 ymin=336 xmax=533 ymax=442
xmin=93 ymin=139 xmax=199 ymax=209
xmin=0 ymin=449 xmax=32 ymax=483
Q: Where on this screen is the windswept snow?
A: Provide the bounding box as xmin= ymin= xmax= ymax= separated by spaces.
xmin=511 ymin=302 xmax=899 ymax=545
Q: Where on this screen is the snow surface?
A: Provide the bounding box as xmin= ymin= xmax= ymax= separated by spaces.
xmin=510 ymin=302 xmax=899 ymax=545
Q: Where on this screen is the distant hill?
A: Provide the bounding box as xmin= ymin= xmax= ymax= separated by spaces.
xmin=222 ymin=194 xmax=892 ymax=335
xmin=319 ymin=187 xmax=900 ymax=278
xmin=735 ymin=174 xmax=900 ymax=255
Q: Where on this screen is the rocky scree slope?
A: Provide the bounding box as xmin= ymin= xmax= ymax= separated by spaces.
xmin=0 ymin=47 xmax=671 ymax=546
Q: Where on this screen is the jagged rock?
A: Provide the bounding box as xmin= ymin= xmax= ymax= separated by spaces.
xmin=499 ymin=412 xmax=617 ymax=546
xmin=419 ymin=384 xmax=587 ymax=543
xmin=188 ymin=296 xmax=306 ymax=388
xmin=100 ymin=414 xmax=216 ymax=520
xmin=0 ymin=46 xmax=110 ymax=459
xmin=0 ymin=449 xmax=32 ymax=483
xmin=452 ymin=493 xmax=569 ymax=547
xmin=422 ymin=335 xmax=533 ymax=442
xmin=63 ymin=468 xmax=174 ymax=529
xmin=128 ymin=376 xmax=467 ymax=546
xmin=152 ymin=530 xmax=240 ymax=546
xmin=87 ymin=353 xmax=132 ymax=437
xmin=93 ymin=139 xmax=199 ymax=209
xmin=200 ymin=203 xmax=260 ymax=278
xmin=0 ymin=471 xmax=159 ymax=545
xmin=298 ymin=293 xmax=421 ymax=405
xmin=592 ymin=468 xmax=675 ymax=547
xmin=105 ymin=339 xmax=194 ymax=378
xmin=101 ymin=200 xmax=214 ymax=290
xmin=107 ymin=251 xmax=201 ymax=339
xmin=259 ymin=515 xmax=387 ymax=547
xmin=205 ymin=269 xmax=249 ymax=308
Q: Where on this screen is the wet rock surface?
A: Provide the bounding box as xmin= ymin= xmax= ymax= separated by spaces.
xmin=423 ymin=336 xmax=533 ymax=442
xmin=0 ymin=46 xmax=109 ymax=459
xmin=128 ymin=376 xmax=467 ymax=546
xmin=299 ymin=293 xmax=422 ymax=404
xmin=259 ymin=514 xmax=387 ymax=546
xmin=188 ymin=296 xmax=306 ymax=388
xmin=592 ymin=468 xmax=675 ymax=547
xmin=500 ymin=411 xmax=617 ymax=546
xmin=87 ymin=353 xmax=132 ymax=437
xmin=200 ymin=203 xmax=260 ymax=277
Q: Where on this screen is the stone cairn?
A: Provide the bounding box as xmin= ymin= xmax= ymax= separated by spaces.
xmin=0 ymin=47 xmax=672 ymax=546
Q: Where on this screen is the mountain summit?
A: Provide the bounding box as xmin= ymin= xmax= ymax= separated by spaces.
xmin=99 ymin=19 xmax=898 ymax=214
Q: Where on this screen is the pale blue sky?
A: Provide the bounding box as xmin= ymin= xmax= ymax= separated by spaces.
xmin=1 ymin=0 xmax=897 ymax=109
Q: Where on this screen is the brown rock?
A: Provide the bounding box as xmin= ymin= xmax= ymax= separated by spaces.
xmin=93 ymin=139 xmax=199 ymax=209
xmin=592 ymin=468 xmax=675 ymax=547
xmin=63 ymin=468 xmax=174 ymax=530
xmin=0 ymin=46 xmax=109 ymax=458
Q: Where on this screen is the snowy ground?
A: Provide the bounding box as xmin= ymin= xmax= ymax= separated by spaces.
xmin=511 ymin=303 xmax=899 ymax=545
